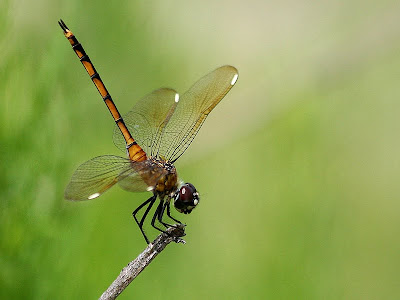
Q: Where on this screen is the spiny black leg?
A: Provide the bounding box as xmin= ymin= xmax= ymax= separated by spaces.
xmin=139 ymin=195 xmax=157 ymax=228
xmin=166 ymin=201 xmax=182 ymax=224
xmin=132 ymin=195 xmax=157 ymax=244
xmin=150 ymin=200 xmax=168 ymax=234
xmin=158 ymin=201 xmax=176 ymax=227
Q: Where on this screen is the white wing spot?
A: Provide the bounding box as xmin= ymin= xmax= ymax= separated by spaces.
xmin=147 ymin=186 xmax=154 ymax=192
xmin=175 ymin=93 xmax=180 ymax=103
xmin=182 ymin=188 xmax=186 ymax=194
xmin=231 ymin=74 xmax=238 ymax=85
xmin=88 ymin=192 xmax=100 ymax=200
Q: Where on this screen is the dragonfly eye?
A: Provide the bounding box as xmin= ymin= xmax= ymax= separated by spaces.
xmin=174 ymin=183 xmax=199 ymax=214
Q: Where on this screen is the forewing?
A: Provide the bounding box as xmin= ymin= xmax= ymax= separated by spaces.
xmin=159 ymin=65 xmax=238 ymax=162
xmin=64 ymin=155 xmax=149 ymax=201
xmin=113 ymin=88 xmax=179 ymax=157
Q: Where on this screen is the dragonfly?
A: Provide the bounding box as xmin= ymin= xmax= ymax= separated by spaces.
xmin=58 ymin=20 xmax=238 ymax=243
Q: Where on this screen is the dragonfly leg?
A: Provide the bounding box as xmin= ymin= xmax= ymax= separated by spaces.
xmin=132 ymin=194 xmax=157 ymax=244
xmin=150 ymin=200 xmax=169 ymax=234
xmin=157 ymin=201 xmax=177 ymax=228
xmin=166 ymin=201 xmax=182 ymax=224
xmin=138 ymin=196 xmax=158 ymax=228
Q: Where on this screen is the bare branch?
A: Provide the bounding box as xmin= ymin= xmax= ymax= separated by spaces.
xmin=99 ymin=224 xmax=186 ymax=300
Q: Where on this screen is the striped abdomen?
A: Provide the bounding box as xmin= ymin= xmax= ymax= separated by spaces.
xmin=58 ymin=20 xmax=146 ymax=162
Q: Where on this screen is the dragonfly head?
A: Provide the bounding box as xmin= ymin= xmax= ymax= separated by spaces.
xmin=174 ymin=183 xmax=199 ymax=214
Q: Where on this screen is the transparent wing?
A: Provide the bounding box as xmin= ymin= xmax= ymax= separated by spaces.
xmin=113 ymin=66 xmax=238 ymax=163
xmin=64 ymin=155 xmax=166 ymax=201
xmin=113 ymin=88 xmax=179 ymax=157
xmin=160 ymin=65 xmax=238 ymax=162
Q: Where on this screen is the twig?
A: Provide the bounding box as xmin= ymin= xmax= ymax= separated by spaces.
xmin=99 ymin=224 xmax=186 ymax=300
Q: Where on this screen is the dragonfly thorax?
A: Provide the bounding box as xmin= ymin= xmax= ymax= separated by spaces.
xmin=149 ymin=158 xmax=178 ymax=198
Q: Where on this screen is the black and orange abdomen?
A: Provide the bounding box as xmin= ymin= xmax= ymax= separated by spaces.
xmin=58 ymin=20 xmax=146 ymax=162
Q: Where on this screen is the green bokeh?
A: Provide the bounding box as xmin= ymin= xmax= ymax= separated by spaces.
xmin=1 ymin=1 xmax=400 ymax=299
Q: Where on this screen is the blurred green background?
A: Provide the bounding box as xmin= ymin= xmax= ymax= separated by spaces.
xmin=1 ymin=0 xmax=400 ymax=299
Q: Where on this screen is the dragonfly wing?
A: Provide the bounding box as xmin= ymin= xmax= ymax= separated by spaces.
xmin=159 ymin=65 xmax=238 ymax=162
xmin=113 ymin=88 xmax=179 ymax=157
xmin=64 ymin=155 xmax=150 ymax=201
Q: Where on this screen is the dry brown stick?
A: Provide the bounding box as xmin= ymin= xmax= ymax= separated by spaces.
xmin=99 ymin=224 xmax=186 ymax=300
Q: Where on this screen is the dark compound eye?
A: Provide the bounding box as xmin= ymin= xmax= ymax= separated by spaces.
xmin=174 ymin=183 xmax=200 ymax=214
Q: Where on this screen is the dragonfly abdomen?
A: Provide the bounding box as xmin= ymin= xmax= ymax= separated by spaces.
xmin=58 ymin=20 xmax=147 ymax=163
